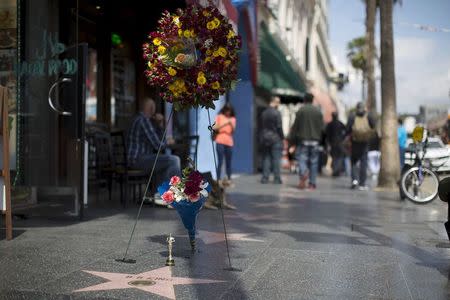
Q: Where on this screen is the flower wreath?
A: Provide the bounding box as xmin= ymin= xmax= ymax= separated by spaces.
xmin=142 ymin=3 xmax=241 ymax=111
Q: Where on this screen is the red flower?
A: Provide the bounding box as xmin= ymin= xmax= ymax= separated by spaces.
xmin=184 ymin=171 xmax=203 ymax=197
xmin=162 ymin=191 xmax=175 ymax=203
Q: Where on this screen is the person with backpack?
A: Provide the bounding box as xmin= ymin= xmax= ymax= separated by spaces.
xmin=346 ymin=102 xmax=376 ymax=190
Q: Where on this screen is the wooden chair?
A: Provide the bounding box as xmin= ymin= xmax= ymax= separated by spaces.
xmin=86 ymin=132 xmax=110 ymax=202
xmin=91 ymin=132 xmax=114 ymax=203
xmin=110 ymin=131 xmax=149 ymax=205
xmin=176 ymin=135 xmax=199 ymax=168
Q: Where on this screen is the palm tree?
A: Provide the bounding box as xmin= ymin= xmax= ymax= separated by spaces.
xmin=378 ymin=0 xmax=399 ymax=189
xmin=347 ymin=36 xmax=366 ymax=101
xmin=364 ymin=0 xmax=377 ymax=113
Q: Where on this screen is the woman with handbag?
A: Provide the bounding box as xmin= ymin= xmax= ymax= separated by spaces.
xmin=213 ymin=103 xmax=236 ymax=187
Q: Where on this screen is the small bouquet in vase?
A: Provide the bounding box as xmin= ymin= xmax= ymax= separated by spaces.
xmin=158 ymin=163 xmax=211 ymax=250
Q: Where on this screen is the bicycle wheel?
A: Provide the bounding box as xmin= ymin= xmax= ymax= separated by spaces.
xmin=400 ymin=166 xmax=439 ymax=204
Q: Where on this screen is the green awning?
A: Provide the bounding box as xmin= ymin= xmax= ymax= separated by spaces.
xmin=258 ymin=23 xmax=306 ymax=97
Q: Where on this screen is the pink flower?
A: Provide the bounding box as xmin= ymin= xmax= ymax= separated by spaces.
xmin=162 ymin=191 xmax=175 ymax=203
xmin=170 ymin=176 xmax=181 ymax=186
xmin=188 ymin=193 xmax=200 ymax=202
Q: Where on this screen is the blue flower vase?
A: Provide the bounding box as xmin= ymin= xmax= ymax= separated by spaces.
xmin=158 ymin=181 xmax=211 ymax=250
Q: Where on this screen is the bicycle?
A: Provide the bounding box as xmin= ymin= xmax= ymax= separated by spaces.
xmin=399 ymin=138 xmax=440 ymax=204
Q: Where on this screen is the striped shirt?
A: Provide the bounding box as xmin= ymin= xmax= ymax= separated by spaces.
xmin=127 ymin=113 xmax=164 ymax=164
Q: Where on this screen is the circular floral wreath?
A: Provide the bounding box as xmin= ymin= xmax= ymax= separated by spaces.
xmin=142 ymin=4 xmax=241 ymax=111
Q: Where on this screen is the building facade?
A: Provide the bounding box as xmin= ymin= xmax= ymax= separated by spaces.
xmin=263 ymin=0 xmax=342 ymax=128
xmin=1 ymin=0 xmax=239 ymax=217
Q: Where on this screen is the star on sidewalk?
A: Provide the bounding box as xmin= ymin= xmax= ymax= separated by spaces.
xmin=253 ymin=202 xmax=295 ymax=209
xmin=74 ymin=266 xmax=224 ymax=300
xmin=196 ymin=230 xmax=264 ymax=244
xmin=226 ymin=212 xmax=276 ymax=221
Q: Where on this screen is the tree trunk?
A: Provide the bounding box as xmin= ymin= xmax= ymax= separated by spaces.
xmin=378 ymin=0 xmax=399 ymax=189
xmin=365 ymin=0 xmax=376 ymax=113
xmin=361 ymin=72 xmax=366 ymax=102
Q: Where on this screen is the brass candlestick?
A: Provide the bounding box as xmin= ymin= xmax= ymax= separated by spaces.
xmin=165 ymin=234 xmax=175 ymax=266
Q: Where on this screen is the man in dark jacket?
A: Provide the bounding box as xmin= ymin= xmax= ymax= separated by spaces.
xmin=346 ymin=102 xmax=376 ymax=190
xmin=260 ymin=96 xmax=284 ymax=184
xmin=326 ymin=112 xmax=346 ymax=176
xmin=289 ymin=93 xmax=324 ymax=190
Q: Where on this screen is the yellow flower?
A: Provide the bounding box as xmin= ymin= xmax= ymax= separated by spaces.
xmin=213 ymin=50 xmax=220 ymax=57
xmin=218 ymin=47 xmax=227 ymax=57
xmin=212 ymin=81 xmax=220 ymax=89
xmin=224 ymin=60 xmax=231 ymax=67
xmin=173 ymin=16 xmax=181 ymax=27
xmin=202 ymin=10 xmax=211 ymax=17
xmin=190 ymin=30 xmax=196 ymax=37
xmin=175 ymin=79 xmax=185 ymax=89
xmin=198 ymin=71 xmax=205 ymax=77
xmin=205 ymin=57 xmax=212 ymax=63
xmin=212 ymin=18 xmax=221 ymax=28
xmin=167 ymin=67 xmax=177 ymax=76
xmin=206 ymin=49 xmax=212 ymax=56
xmin=178 ymin=29 xmax=183 ymax=37
xmin=183 ymin=30 xmax=191 ymax=38
xmin=169 ymin=79 xmax=186 ymax=94
xmin=147 ymin=61 xmax=153 ymax=68
xmin=207 ymin=21 xmax=215 ymax=30
xmin=197 ymin=75 xmax=206 ymax=85
xmin=157 ymin=45 xmax=166 ymax=54
xmin=227 ymin=30 xmax=235 ymax=39
xmin=153 ymin=37 xmax=162 ymax=46
xmin=168 ymin=83 xmax=177 ymax=92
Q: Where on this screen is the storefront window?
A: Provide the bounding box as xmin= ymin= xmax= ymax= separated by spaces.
xmin=111 ymin=45 xmax=136 ymax=130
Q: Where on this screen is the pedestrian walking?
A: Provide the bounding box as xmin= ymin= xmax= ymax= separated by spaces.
xmin=397 ymin=117 xmax=407 ymax=170
xmin=346 ymin=102 xmax=376 ymax=190
xmin=367 ymin=132 xmax=381 ymax=178
xmin=288 ymin=93 xmax=324 ymax=190
xmin=213 ymin=103 xmax=236 ymax=186
xmin=259 ymin=96 xmax=284 ymax=184
xmin=325 ymin=112 xmax=346 ymax=176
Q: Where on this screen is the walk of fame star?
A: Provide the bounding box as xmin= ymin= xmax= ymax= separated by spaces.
xmin=226 ymin=212 xmax=275 ymax=221
xmin=195 ymin=230 xmax=264 ymax=244
xmin=74 ymin=266 xmax=224 ymax=299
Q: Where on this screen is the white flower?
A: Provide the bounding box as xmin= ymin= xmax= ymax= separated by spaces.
xmin=204 ymin=38 xmax=213 ymax=48
xmin=170 ymin=186 xmax=186 ymax=202
xmin=199 ymin=181 xmax=209 ymax=198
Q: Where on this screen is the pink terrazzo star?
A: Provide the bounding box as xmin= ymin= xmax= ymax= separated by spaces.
xmin=196 ymin=230 xmax=264 ymax=244
xmin=253 ymin=202 xmax=295 ymax=209
xmin=74 ymin=266 xmax=224 ymax=300
xmin=226 ymin=212 xmax=276 ymax=221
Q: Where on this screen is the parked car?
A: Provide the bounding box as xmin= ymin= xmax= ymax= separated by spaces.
xmin=405 ymin=137 xmax=450 ymax=173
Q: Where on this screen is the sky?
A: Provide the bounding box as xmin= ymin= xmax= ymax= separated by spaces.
xmin=328 ymin=0 xmax=450 ymax=114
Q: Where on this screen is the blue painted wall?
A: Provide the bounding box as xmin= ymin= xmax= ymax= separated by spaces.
xmin=186 ymin=0 xmax=257 ymax=176
xmin=229 ymin=81 xmax=254 ymax=174
xmin=189 ymin=97 xmax=225 ymax=179
xmin=226 ymin=6 xmax=255 ymax=174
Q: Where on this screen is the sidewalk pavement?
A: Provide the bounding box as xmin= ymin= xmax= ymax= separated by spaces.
xmin=1 ymin=173 xmax=450 ymax=299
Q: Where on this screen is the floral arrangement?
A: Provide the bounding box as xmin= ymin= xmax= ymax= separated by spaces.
xmin=142 ymin=3 xmax=241 ymax=111
xmin=159 ymin=167 xmax=210 ymax=204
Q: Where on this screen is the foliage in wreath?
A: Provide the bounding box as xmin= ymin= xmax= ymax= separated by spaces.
xmin=142 ymin=3 xmax=241 ymax=111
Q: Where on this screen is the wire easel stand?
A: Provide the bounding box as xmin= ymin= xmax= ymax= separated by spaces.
xmin=206 ymin=109 xmax=241 ymax=272
xmin=116 ymin=108 xmax=174 ymax=264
